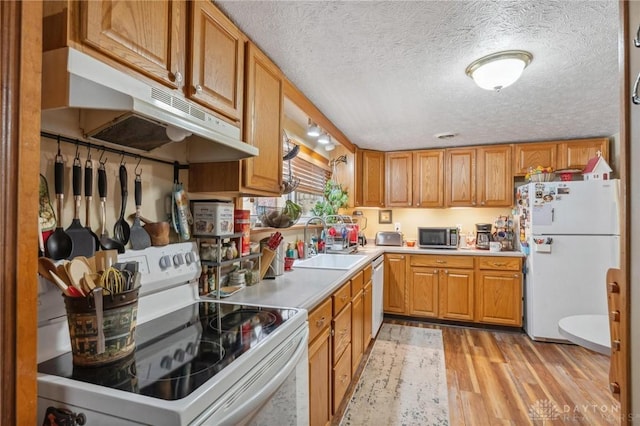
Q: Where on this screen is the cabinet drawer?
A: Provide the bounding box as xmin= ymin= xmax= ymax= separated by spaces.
xmin=333 ymin=282 xmax=352 ymax=314
xmin=308 ymin=298 xmax=332 ymax=343
xmin=332 ymin=342 xmax=352 ymax=413
xmin=363 ymin=264 xmax=372 ymax=283
xmin=332 ymin=303 xmax=352 ymax=362
xmin=477 ymin=257 xmax=521 ymax=271
xmin=350 ymin=270 xmax=364 ymax=297
xmin=410 ymin=255 xmax=474 ymax=269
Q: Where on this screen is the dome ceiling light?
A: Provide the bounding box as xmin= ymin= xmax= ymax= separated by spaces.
xmin=307 ymin=118 xmax=321 ymax=137
xmin=465 ymin=50 xmax=533 ymax=91
xmin=317 ymin=132 xmax=330 ymax=144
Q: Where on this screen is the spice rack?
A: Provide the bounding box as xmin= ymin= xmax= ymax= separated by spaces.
xmin=195 ymin=232 xmax=262 ymax=298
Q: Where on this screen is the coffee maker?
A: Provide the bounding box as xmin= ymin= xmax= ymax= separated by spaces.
xmin=475 ymin=223 xmax=492 ymax=250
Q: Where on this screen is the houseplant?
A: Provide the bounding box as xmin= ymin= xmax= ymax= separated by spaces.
xmin=311 ymin=180 xmax=349 ymax=218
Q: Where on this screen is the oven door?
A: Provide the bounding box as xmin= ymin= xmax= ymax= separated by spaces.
xmin=196 ymin=325 xmax=309 ymax=425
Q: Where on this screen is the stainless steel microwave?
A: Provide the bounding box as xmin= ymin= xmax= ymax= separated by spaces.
xmin=418 ymin=227 xmax=459 ymax=249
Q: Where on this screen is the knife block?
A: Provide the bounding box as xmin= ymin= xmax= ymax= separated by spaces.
xmin=260 ymin=247 xmax=276 ymax=280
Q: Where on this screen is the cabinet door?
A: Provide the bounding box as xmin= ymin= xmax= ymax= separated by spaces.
xmin=385 ymin=152 xmax=412 ymax=207
xmin=445 ymin=148 xmax=476 ymax=207
xmin=332 ymin=343 xmax=352 ymax=415
xmin=383 ymin=254 xmax=406 ymax=314
xmin=408 ymin=267 xmax=439 ymax=318
xmin=476 ymin=271 xmax=522 ymax=326
xmin=309 ymin=327 xmax=332 ymax=426
xmin=82 ymin=0 xmax=185 ymax=88
xmin=476 ymin=145 xmax=513 ymax=207
xmin=351 ymin=289 xmax=364 ymax=377
xmin=357 ymin=150 xmax=385 ymax=207
xmin=439 ymin=268 xmax=474 ymax=321
xmin=243 ymin=42 xmax=283 ymax=194
xmin=332 ymin=303 xmax=352 ymax=362
xmin=363 ymin=280 xmax=372 ymax=349
xmin=513 ymin=143 xmax=557 ymax=176
xmin=413 ymin=150 xmax=444 ymax=208
xmin=189 ymin=1 xmax=244 ymax=121
xmin=557 ymin=138 xmax=609 ymax=170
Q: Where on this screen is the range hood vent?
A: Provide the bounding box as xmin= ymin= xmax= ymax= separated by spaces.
xmin=42 ymin=48 xmax=258 ymax=162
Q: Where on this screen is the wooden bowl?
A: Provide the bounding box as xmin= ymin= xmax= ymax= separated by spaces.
xmin=143 ymin=222 xmax=170 ymax=246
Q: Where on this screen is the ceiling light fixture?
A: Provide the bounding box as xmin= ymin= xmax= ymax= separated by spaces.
xmin=325 ymin=142 xmax=335 ymax=152
xmin=307 ymin=119 xmax=321 ymax=137
xmin=465 ymin=50 xmax=533 ymax=91
xmin=317 ymin=132 xmax=330 ymax=144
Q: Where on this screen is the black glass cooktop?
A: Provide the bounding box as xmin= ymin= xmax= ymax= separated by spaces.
xmin=38 ymin=302 xmax=300 ymax=401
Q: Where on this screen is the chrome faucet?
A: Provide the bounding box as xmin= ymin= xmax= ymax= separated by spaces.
xmin=303 ymin=216 xmax=327 ymax=259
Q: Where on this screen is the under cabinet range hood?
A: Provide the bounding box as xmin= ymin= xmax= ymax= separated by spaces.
xmin=41 ymin=48 xmax=258 ymax=162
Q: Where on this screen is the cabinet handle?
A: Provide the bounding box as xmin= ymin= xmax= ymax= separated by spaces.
xmin=433 ymin=269 xmax=438 ymax=273
xmin=436 ymin=260 xmax=446 ymax=264
xmin=610 ymin=382 xmax=621 ymax=395
xmin=481 ymin=201 xmax=485 ymax=206
xmin=472 ymin=200 xmax=477 ymax=206
xmin=316 ymin=317 xmax=326 ymax=327
xmin=514 ymin=274 xmax=519 ymax=278
xmin=444 ymin=270 xmax=449 ymax=275
xmin=341 ymin=374 xmax=349 ymax=383
xmin=416 ymin=203 xmax=420 ymax=206
xmin=492 ymin=262 xmax=506 ymax=267
xmin=341 ymin=295 xmax=348 ymax=301
xmin=608 ymin=281 xmax=620 ymax=293
xmin=612 ymin=340 xmax=621 ymax=351
xmin=174 ymin=71 xmax=183 ymax=83
xmin=195 ymin=84 xmax=203 ymax=94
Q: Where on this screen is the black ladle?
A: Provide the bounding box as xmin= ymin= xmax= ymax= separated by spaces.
xmin=45 ymin=156 xmax=73 ymax=260
xmin=113 ymin=164 xmax=131 ymax=246
xmin=98 ymin=164 xmax=125 ymax=253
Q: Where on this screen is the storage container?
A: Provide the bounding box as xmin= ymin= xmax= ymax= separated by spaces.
xmin=192 ymin=202 xmax=234 ymax=236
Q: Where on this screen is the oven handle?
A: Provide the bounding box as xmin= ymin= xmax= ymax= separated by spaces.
xmin=217 ymin=327 xmax=309 ymax=424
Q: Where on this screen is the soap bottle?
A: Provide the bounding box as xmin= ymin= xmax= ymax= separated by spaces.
xmin=286 ymin=243 xmax=295 ymax=259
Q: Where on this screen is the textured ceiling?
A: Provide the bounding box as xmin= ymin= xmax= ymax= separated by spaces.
xmin=217 ymin=0 xmax=620 ymax=151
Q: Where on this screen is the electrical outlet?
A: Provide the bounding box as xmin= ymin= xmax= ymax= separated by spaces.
xmin=394 ymin=222 xmax=401 ymax=232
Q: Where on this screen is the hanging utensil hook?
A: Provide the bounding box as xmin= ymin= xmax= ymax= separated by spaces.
xmin=73 ymin=143 xmax=82 ymax=167
xmin=134 ymin=156 xmax=142 ymax=177
xmin=55 ymin=135 xmax=63 ymax=162
xmin=98 ymin=148 xmax=107 ymax=167
xmin=119 ymin=152 xmax=126 ymax=165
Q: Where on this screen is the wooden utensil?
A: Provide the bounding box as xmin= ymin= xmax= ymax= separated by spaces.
xmin=37 ymin=257 xmax=57 ymax=282
xmin=95 ymin=249 xmax=118 ymax=273
xmin=45 ymin=155 xmax=73 ymax=260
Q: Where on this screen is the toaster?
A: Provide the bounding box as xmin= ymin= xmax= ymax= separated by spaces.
xmin=375 ymin=231 xmax=403 ymax=246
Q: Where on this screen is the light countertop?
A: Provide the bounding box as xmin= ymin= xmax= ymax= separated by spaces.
xmin=221 ymin=245 xmax=524 ymax=311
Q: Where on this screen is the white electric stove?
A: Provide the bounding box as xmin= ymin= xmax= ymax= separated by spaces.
xmin=37 ymin=242 xmax=309 ymax=426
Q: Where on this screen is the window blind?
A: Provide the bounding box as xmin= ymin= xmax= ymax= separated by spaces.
xmin=284 ymin=156 xmax=331 ymax=195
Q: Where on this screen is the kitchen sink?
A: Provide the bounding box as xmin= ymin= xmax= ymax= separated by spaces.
xmin=294 ymin=254 xmax=368 ymax=270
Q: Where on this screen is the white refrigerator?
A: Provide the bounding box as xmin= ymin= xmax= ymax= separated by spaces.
xmin=516 ymin=179 xmax=620 ymax=341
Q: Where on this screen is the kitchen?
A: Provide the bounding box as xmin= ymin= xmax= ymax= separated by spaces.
xmin=2 ymin=1 xmax=639 ymax=425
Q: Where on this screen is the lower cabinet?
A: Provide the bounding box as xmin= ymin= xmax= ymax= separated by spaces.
xmin=308 ymin=263 xmax=373 ymax=425
xmin=402 ymin=254 xmax=522 ymax=326
xmin=383 ymin=254 xmax=407 ymax=314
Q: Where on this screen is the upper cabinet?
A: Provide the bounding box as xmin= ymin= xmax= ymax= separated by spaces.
xmin=384 ymin=150 xmax=444 ymax=208
xmin=189 ymin=42 xmax=283 ymax=195
xmin=81 ymin=0 xmax=187 ymax=90
xmin=445 ymin=145 xmax=512 ymax=207
xmin=513 ymin=138 xmax=609 ymax=176
xmin=556 ymin=137 xmax=609 ymax=170
xmin=188 ymin=2 xmax=245 ymax=121
xmin=355 ymin=149 xmax=385 ymax=207
xmin=242 ymin=42 xmax=283 ymax=194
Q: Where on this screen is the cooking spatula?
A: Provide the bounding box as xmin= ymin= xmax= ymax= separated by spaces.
xmin=84 ymin=158 xmax=101 ymax=251
xmin=129 ymin=172 xmax=151 ymax=250
xmin=66 ymin=157 xmax=96 ymax=259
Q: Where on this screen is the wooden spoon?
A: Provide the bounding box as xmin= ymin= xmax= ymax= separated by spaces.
xmin=67 ymin=259 xmax=90 ymax=296
xmin=37 ymin=257 xmax=57 ymax=282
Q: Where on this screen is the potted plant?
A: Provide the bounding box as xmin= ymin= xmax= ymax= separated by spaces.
xmin=311 ymin=180 xmax=349 ymax=218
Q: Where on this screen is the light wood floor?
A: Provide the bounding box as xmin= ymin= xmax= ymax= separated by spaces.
xmin=336 ymin=318 xmax=620 ymax=425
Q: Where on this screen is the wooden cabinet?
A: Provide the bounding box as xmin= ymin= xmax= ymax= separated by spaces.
xmin=407 ymin=266 xmax=439 ymax=318
xmin=445 ymin=146 xmax=512 ymax=207
xmin=384 ymin=150 xmax=444 ymax=208
xmin=409 ymin=255 xmax=474 ymax=321
xmin=445 ymin=148 xmax=476 ymax=207
xmin=513 ymin=138 xmax=609 ymax=175
xmin=413 ymin=150 xmax=445 ymax=208
xmin=385 ymin=152 xmax=412 ymax=207
xmin=355 ymin=149 xmax=385 ymax=207
xmin=476 ymin=145 xmax=513 ymax=207
xmin=80 ymin=0 xmax=186 ymax=89
xmin=188 ymin=42 xmax=283 ymax=195
xmin=308 ymin=298 xmax=332 ymax=426
xmin=332 ymin=342 xmax=352 ymax=414
xmin=188 ymin=1 xmax=245 ymax=121
xmin=557 ymin=137 xmax=609 ymax=170
xmin=331 ymin=282 xmax=352 ymax=415
xmin=383 ymin=254 xmax=406 ymax=314
xmin=475 ymin=257 xmax=522 ymax=326
xmin=513 ymin=142 xmax=557 ymax=176
xmin=350 ymin=270 xmax=365 ymax=376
